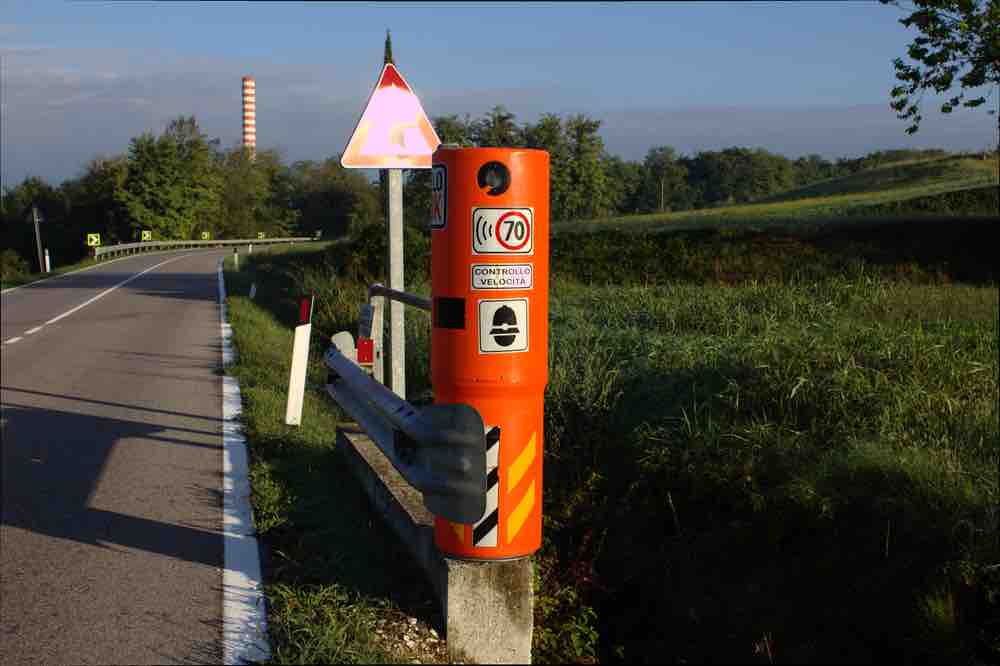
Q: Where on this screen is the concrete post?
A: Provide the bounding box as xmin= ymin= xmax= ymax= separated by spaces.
xmin=336 ymin=428 xmax=533 ymax=663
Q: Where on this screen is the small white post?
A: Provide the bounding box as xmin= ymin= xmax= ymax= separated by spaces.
xmin=248 ymin=243 xmax=253 ymax=254
xmin=43 ymin=248 xmax=51 ymax=273
xmin=285 ymin=322 xmax=313 ymax=426
xmin=233 ymin=247 xmax=239 ymax=271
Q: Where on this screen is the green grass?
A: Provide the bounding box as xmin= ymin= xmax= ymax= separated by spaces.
xmin=552 ymin=156 xmax=998 ymax=235
xmin=540 ymin=277 xmax=997 ymax=663
xmin=226 ymin=209 xmax=998 ymax=663
xmin=222 ymin=249 xmax=448 ymax=665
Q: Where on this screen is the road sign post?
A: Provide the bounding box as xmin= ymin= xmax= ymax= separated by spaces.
xmin=341 ymin=54 xmax=440 ymax=399
xmin=386 ymin=169 xmax=405 ymax=397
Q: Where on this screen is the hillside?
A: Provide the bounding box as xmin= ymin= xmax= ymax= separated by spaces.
xmin=554 ymin=155 xmax=998 ymax=235
xmin=763 ymin=155 xmax=996 ymax=203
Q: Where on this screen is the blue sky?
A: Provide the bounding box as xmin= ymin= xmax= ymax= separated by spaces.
xmin=1 ymin=1 xmax=996 ymax=185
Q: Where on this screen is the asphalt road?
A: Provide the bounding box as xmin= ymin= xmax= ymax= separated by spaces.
xmin=1 ymin=251 xmax=234 ymax=664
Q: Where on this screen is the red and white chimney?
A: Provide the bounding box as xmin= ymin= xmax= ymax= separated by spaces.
xmin=242 ymin=76 xmax=256 ymax=159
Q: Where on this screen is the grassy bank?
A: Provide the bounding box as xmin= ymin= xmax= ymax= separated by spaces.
xmin=227 ymin=213 xmax=998 ymax=663
xmin=222 ymin=244 xmax=447 ymax=664
xmin=552 ymin=156 xmax=998 ymax=235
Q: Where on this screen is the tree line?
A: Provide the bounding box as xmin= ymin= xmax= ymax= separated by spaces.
xmin=1 ymin=108 xmax=952 ymax=271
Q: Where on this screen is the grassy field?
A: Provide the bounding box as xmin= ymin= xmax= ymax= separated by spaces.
xmin=552 ymin=156 xmax=998 ymax=235
xmin=220 ymin=164 xmax=998 ymax=663
xmin=0 ymin=252 xmax=101 ymax=291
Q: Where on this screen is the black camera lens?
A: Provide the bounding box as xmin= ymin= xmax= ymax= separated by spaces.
xmin=477 ymin=161 xmax=510 ymax=196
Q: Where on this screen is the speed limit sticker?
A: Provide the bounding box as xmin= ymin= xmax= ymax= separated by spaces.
xmin=472 ymin=207 xmax=533 ymax=255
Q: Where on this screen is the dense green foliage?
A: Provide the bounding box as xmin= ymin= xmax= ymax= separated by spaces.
xmin=0 ymin=104 xmax=988 ymax=277
xmin=0 ymin=115 xmax=380 ymax=269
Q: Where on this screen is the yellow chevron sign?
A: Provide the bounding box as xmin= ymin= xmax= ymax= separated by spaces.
xmin=257 ymin=232 xmax=265 ymax=239
xmin=201 ymin=231 xmax=211 ymax=240
xmin=86 ymin=233 xmax=101 ymax=247
xmin=141 ymin=230 xmax=152 ymax=241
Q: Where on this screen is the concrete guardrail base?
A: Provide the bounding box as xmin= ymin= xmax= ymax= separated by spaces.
xmin=336 ymin=427 xmax=533 ymax=664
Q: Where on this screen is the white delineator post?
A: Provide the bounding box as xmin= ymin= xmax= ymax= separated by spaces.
xmin=44 ymin=248 xmax=51 ymax=273
xmin=285 ymin=322 xmax=312 ymax=426
xmin=31 ymin=206 xmax=44 ymax=274
xmin=386 ymin=169 xmax=405 ymax=399
xmin=242 ymin=76 xmax=256 ymax=160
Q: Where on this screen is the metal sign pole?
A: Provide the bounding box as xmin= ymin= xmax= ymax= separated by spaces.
xmin=31 ymin=206 xmax=44 ymax=274
xmin=387 ymin=168 xmax=406 ymax=399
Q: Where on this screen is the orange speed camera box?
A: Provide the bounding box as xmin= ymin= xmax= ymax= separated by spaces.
xmin=430 ymin=147 xmax=549 ymax=560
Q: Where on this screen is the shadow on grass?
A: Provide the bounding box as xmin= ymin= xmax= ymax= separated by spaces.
xmin=550 ymin=216 xmax=1000 ymax=287
xmin=249 ymin=429 xmax=445 ymax=633
xmin=542 ymin=357 xmax=997 ymax=664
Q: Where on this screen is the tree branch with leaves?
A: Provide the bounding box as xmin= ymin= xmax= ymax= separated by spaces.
xmin=881 ymin=0 xmax=999 ymax=138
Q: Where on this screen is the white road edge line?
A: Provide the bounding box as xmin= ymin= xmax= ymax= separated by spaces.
xmin=0 ymin=247 xmax=191 ymax=296
xmin=42 ymin=255 xmax=190 ymax=327
xmin=3 ymin=337 xmax=22 ymax=344
xmin=24 ymin=326 xmax=43 ymax=335
xmin=218 ymin=258 xmax=271 ymax=665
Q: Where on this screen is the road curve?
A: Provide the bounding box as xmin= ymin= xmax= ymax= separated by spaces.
xmin=1 ymin=250 xmax=238 ymax=664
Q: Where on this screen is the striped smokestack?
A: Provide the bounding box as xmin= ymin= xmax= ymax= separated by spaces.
xmin=242 ymin=76 xmax=256 ymax=159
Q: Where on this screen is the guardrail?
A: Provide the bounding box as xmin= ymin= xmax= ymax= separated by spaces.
xmin=93 ymin=237 xmax=317 ymax=260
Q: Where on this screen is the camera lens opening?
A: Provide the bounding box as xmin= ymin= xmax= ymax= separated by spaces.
xmin=477 ymin=161 xmax=510 ymax=196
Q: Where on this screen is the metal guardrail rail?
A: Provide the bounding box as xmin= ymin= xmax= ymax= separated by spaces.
xmin=94 ymin=237 xmax=317 ymax=260
xmin=368 ymin=282 xmax=431 ymax=311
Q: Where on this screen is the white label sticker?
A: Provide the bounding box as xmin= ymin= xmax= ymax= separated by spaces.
xmin=471 ymin=264 xmax=533 ymax=290
xmin=430 ymin=164 xmax=447 ymax=230
xmin=472 ymin=207 xmax=533 ymax=255
xmin=478 ymin=298 xmax=529 ymax=354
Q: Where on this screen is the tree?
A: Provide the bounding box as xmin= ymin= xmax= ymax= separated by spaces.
xmin=881 ymin=0 xmax=999 ymax=135
xmin=640 ymin=146 xmax=689 ymax=213
xmin=524 ymin=114 xmax=571 ymax=220
xmin=217 ymin=146 xmax=268 ymax=239
xmin=117 ymin=116 xmax=222 ymax=240
xmin=602 ymin=155 xmax=645 ymax=215
xmin=470 ymin=105 xmax=523 ymax=147
xmin=561 ymin=114 xmax=607 ymax=221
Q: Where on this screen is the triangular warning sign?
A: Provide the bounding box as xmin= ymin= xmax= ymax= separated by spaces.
xmin=341 ymin=63 xmax=440 ymax=169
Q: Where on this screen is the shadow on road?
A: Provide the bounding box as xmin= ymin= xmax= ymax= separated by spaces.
xmin=0 ymin=396 xmax=224 ymax=568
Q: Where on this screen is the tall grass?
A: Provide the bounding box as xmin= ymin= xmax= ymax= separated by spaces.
xmin=231 ymin=212 xmax=998 ymax=663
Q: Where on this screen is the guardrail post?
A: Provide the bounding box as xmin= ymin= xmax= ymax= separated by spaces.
xmin=370 ymin=290 xmax=385 ymax=385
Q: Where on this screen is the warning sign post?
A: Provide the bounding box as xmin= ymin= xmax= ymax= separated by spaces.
xmin=341 ymin=43 xmax=441 ymax=400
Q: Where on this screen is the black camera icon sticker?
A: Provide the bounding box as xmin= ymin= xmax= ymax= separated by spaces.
xmin=478 ymin=298 xmax=529 ymax=354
